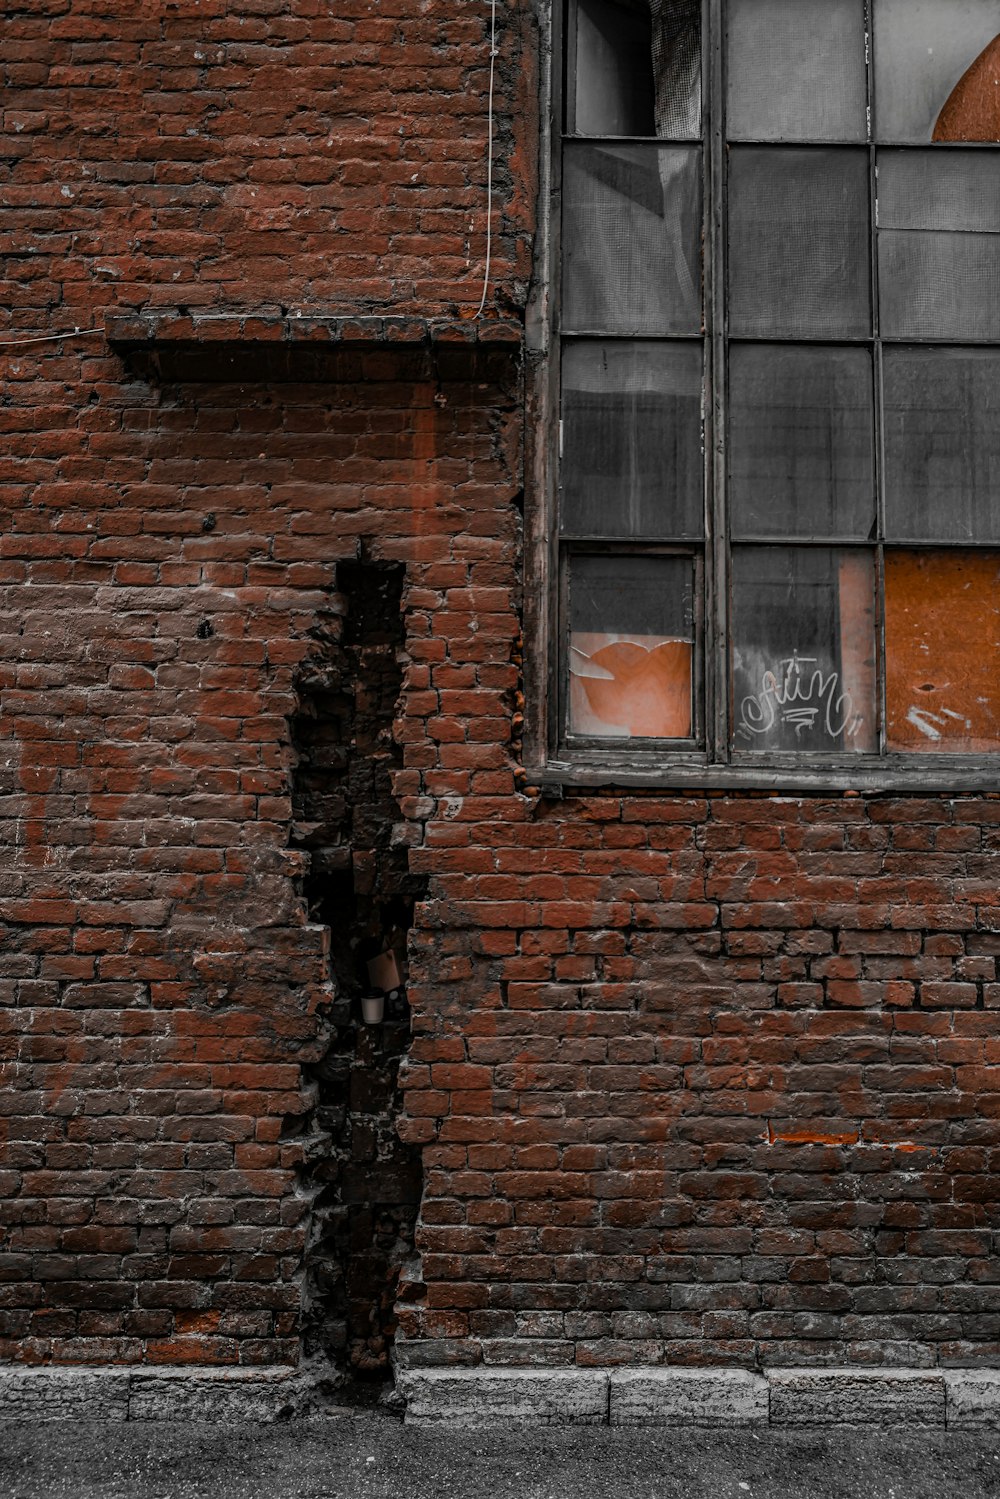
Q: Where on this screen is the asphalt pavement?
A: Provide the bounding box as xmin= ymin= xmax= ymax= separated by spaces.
xmin=2 ymin=1413 xmax=1000 ymax=1499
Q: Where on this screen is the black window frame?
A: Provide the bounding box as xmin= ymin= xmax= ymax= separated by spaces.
xmin=523 ymin=0 xmax=1000 ymax=792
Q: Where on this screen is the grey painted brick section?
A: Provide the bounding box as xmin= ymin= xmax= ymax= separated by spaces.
xmin=609 ymin=1368 xmax=769 ymax=1426
xmin=945 ymin=1371 xmax=1000 ymax=1429
xmin=400 ymin=1368 xmax=610 ymax=1426
xmin=0 ymin=1368 xmax=131 ymax=1422
xmin=769 ymin=1369 xmax=946 ymax=1427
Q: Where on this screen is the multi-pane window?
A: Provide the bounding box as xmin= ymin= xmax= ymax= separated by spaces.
xmin=552 ymin=0 xmax=1000 ymax=776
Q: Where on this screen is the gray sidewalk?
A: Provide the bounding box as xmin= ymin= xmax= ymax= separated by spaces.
xmin=3 ymin=1414 xmax=1000 ymax=1499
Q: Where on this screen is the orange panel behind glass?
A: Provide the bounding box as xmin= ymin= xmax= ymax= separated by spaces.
xmin=885 ymin=550 xmax=1000 ymax=752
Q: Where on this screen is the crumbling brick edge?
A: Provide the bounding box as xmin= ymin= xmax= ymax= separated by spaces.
xmin=396 ymin=1366 xmax=1000 ymax=1429
xmin=5 ymin=1364 xmax=1000 ymax=1426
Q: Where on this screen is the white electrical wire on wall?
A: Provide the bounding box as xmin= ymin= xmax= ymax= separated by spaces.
xmin=475 ymin=0 xmax=499 ymax=317
xmin=0 ymin=327 xmax=103 ymax=349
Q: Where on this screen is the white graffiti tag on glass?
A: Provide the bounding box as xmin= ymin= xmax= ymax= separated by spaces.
xmin=737 ymin=652 xmax=864 ymax=742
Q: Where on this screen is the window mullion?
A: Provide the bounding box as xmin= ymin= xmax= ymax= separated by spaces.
xmin=868 ymin=0 xmax=888 ymax=761
xmin=706 ymin=0 xmax=729 ymax=762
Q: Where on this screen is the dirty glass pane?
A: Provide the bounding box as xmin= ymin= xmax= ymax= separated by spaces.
xmin=877 ymin=150 xmax=1000 ymax=340
xmin=566 ymin=0 xmax=702 ymax=140
xmin=731 ymin=547 xmax=877 ymax=753
xmin=560 ymin=340 xmax=703 ymax=538
xmin=729 ymin=344 xmax=875 ymax=539
xmin=568 ymin=553 xmax=695 ymax=738
xmin=726 ymin=0 xmax=868 ymax=143
xmin=885 ymin=550 xmax=1000 ymax=752
xmin=562 ymin=143 xmax=702 ymax=333
xmin=883 ymin=348 xmax=1000 ymax=542
xmin=879 ymin=150 xmax=1000 ymax=233
xmin=728 ymin=148 xmax=871 ymax=338
xmin=874 ymin=0 xmax=1000 ymax=142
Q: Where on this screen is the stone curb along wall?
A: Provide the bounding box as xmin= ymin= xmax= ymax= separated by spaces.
xmin=395 ymin=1367 xmax=1000 ymax=1433
xmin=398 ymin=1366 xmax=1000 ymax=1429
xmin=4 ymin=1363 xmax=1000 ymax=1428
xmin=4 ymin=0 xmax=1000 ymax=1406
xmin=0 ymin=1364 xmax=318 ymax=1423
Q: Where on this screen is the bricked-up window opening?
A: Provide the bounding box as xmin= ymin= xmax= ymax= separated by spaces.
xmin=549 ymin=0 xmax=1000 ymax=784
xmin=289 ymin=558 xmax=427 ymax=1390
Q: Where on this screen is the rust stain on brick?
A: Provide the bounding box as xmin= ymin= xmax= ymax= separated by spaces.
xmin=768 ymin=1125 xmax=858 ymax=1147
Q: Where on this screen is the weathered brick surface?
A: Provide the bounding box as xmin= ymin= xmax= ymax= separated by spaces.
xmin=3 ymin=0 xmax=1000 ymax=1379
xmin=2 ymin=0 xmax=535 ymax=323
xmin=396 ymin=793 xmax=1000 ymax=1371
xmin=0 ymin=337 xmax=522 ymax=1367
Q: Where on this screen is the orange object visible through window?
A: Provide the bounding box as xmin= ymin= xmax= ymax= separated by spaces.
xmin=885 ymin=550 xmax=1000 ymax=752
xmin=570 ymin=632 xmax=693 ymax=738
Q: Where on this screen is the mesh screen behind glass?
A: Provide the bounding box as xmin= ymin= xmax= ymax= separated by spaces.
xmin=728 ymin=148 xmax=871 ymax=338
xmin=562 ymin=142 xmax=702 ymax=334
xmin=883 ymin=348 xmax=1000 ymax=542
xmin=877 ymin=151 xmax=1000 ymax=340
xmin=727 ymin=0 xmax=867 ymax=143
xmin=879 ymin=233 xmax=1000 ymax=342
xmin=560 ymin=340 xmax=704 ymax=538
xmin=878 ymin=150 xmax=1000 ymax=233
xmin=729 ymin=344 xmax=875 ymax=539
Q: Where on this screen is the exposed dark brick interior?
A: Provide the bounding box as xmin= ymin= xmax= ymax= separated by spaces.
xmin=289 ymin=557 xmax=426 ymax=1386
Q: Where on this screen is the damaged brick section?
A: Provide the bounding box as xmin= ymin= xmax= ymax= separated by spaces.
xmin=288 ymin=554 xmax=427 ymax=1391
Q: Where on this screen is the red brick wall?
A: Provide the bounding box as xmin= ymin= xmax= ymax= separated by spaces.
xmin=3 ymin=0 xmax=535 ymax=321
xmin=0 ymin=359 xmax=521 ymax=1366
xmin=4 ymin=1 xmax=1000 ymax=1377
xmin=397 ymin=794 xmax=1000 ymax=1371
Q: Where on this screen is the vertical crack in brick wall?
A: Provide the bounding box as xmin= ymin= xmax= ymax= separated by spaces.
xmin=288 ymin=555 xmax=427 ymax=1392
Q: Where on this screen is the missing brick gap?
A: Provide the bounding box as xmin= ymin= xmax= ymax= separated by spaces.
xmin=287 ymin=555 xmax=427 ymax=1404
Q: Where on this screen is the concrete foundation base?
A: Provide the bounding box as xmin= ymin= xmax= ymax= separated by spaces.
xmin=3 ymin=1363 xmax=1000 ymax=1427
xmin=0 ymin=1366 xmax=317 ymax=1423
xmin=397 ymin=1366 xmax=1000 ymax=1429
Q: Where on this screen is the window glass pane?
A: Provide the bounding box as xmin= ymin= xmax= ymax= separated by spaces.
xmin=885 ymin=550 xmax=1000 ymax=752
xmin=728 ymin=148 xmax=871 ymax=338
xmin=729 ymin=344 xmax=875 ymax=539
xmin=879 ymin=149 xmax=1000 ymax=233
xmin=562 ymin=143 xmax=702 ymax=333
xmin=877 ymin=150 xmax=1000 ymax=340
xmin=732 ymin=547 xmax=877 ymax=753
xmin=568 ymin=553 xmax=695 ymax=738
xmin=874 ymin=0 xmax=1000 ymax=143
xmin=561 ymin=341 xmax=703 ymax=538
xmin=567 ymin=0 xmax=701 ymax=139
xmin=726 ymin=0 xmax=868 ymax=143
xmin=883 ymin=348 xmax=1000 ymax=543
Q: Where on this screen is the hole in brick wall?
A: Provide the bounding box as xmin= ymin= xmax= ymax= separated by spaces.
xmin=289 ymin=555 xmax=427 ymax=1398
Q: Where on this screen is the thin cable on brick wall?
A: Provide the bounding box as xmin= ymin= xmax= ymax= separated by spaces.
xmin=475 ymin=0 xmax=499 ymax=317
xmin=0 ymin=327 xmax=103 ymax=349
